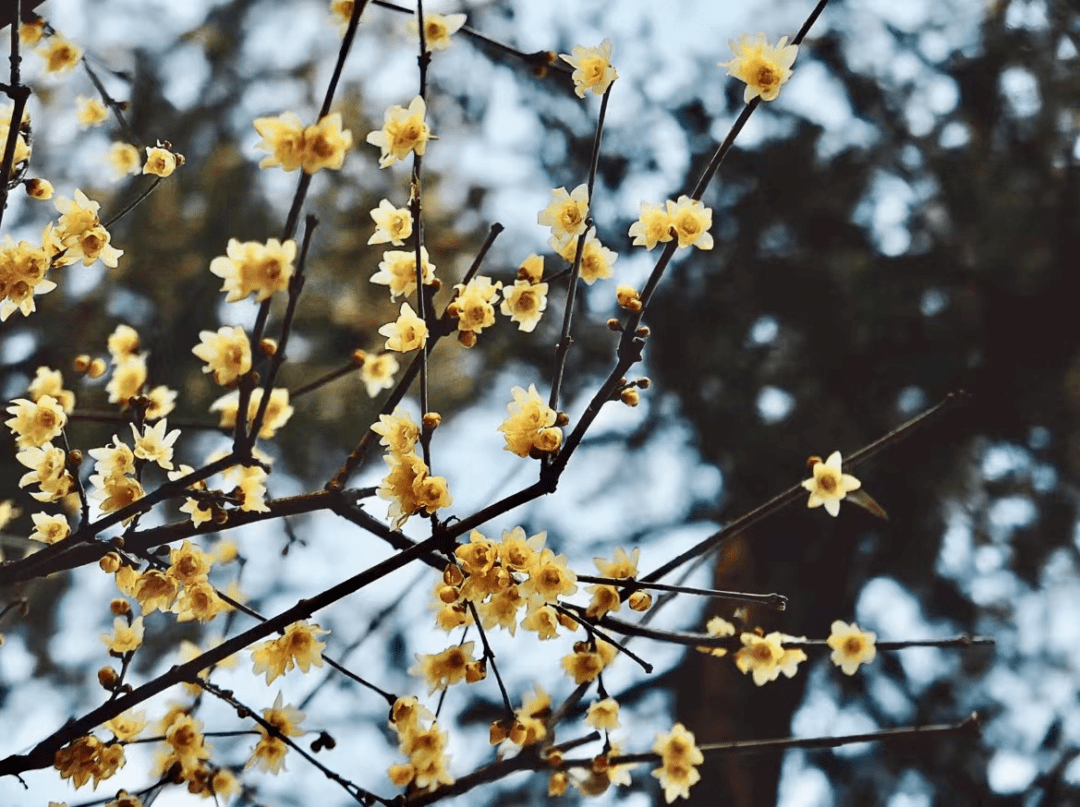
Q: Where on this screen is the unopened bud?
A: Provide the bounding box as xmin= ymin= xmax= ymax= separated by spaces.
xmin=443 ymin=564 xmax=464 ymax=586
xmin=554 ymin=412 xmax=569 ymax=427
xmin=457 ymin=330 xmax=477 ymax=348
xmin=110 ymin=598 xmax=131 ymax=616
xmin=558 ymin=613 xmax=580 ymax=632
xmin=616 ymin=285 xmax=642 ymax=312
xmin=436 ymin=584 xmax=459 ymax=604
xmin=67 ymin=449 xmax=83 ymax=468
xmin=88 ymin=358 xmax=107 ymax=379
xmin=544 ymin=747 xmax=564 ymax=768
xmin=628 ymin=590 xmax=652 ymax=612
xmin=98 ymin=666 xmax=119 ymax=690
xmin=637 ymin=377 xmax=651 ymax=389
xmin=635 ymin=326 xmax=651 ymax=338
xmin=260 ymin=338 xmax=278 ymax=356
xmin=606 ymin=318 xmax=622 ymax=331
xmin=620 ymin=388 xmax=640 ymax=407
xmin=489 ymin=720 xmax=510 ymax=745
xmin=25 ymin=178 xmax=53 ymax=200
xmin=99 ymin=552 xmax=122 ymax=574
xmin=423 ymin=412 xmax=442 ymax=429
xmin=73 ymin=354 xmax=92 ymax=374
xmin=548 ymin=771 xmax=569 ymax=796
xmin=351 ymin=349 xmax=367 ymax=366
xmin=806 ymin=455 xmax=822 ymax=469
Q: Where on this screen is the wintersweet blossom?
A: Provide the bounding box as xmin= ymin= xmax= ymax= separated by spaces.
xmin=17 ymin=443 xmax=74 ymax=502
xmin=410 ymin=642 xmax=476 ymax=693
xmin=734 ymin=631 xmax=786 ymax=686
xmin=29 ymin=512 xmax=70 ymax=543
xmin=720 ymin=33 xmax=799 ymax=103
xmin=37 ymin=33 xmax=82 ymax=74
xmin=107 ymin=142 xmax=142 ymax=178
xmin=209 ymin=387 xmax=294 ymax=439
xmin=250 ymin=621 xmax=329 ymax=685
xmin=28 ymin=366 xmax=75 ymax=413
xmin=143 ymin=145 xmax=181 ymax=177
xmin=247 ymin=693 xmax=306 ymax=774
xmin=802 ymin=451 xmax=861 ymax=516
xmin=368 ymin=199 xmax=414 ymax=246
xmin=0 ymin=238 xmax=56 ymax=320
xmin=827 ymin=620 xmax=877 ymax=675
xmin=366 ymin=96 xmax=431 ymax=168
xmin=5 ymin=395 xmax=66 ymax=448
xmin=500 ymin=279 xmax=548 ymax=333
xmin=665 ymin=196 xmax=714 ymax=250
xmin=209 ymin=238 xmax=296 ymax=303
xmin=76 ymin=96 xmax=108 ymax=128
xmin=560 ymin=39 xmax=618 ymax=98
xmin=561 ymin=640 xmax=617 ymax=684
xmin=407 ymin=12 xmax=467 ymax=52
xmin=585 ymin=698 xmax=620 ymax=731
xmin=379 ymin=302 xmax=428 ymax=352
xmin=253 ymin=112 xmax=353 ymax=173
xmin=130 ymin=419 xmax=181 ymax=470
xmin=498 ymin=384 xmax=561 ymax=457
xmin=301 ymin=113 xmax=353 ymax=173
xmin=521 ymin=548 xmax=578 ymax=604
xmin=370 ymin=247 xmax=435 ymax=299
xmin=699 ymin=615 xmax=736 ymax=657
xmin=555 ymin=227 xmax=618 ymax=284
xmin=629 ymin=201 xmax=674 ymax=250
xmin=359 ymin=351 xmax=400 ymax=397
xmin=101 ymin=616 xmax=144 ymax=655
xmin=54 ymin=735 xmax=125 ymax=790
xmin=192 ymin=325 xmax=252 ymax=386
xmin=652 ymin=723 xmax=704 ymax=803
xmin=448 ymin=276 xmax=502 ymax=337
xmin=538 ymin=184 xmax=589 ymax=245
xmin=372 ymin=407 xmax=420 ymax=454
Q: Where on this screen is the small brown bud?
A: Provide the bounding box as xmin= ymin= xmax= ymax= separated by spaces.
xmin=67 ymin=449 xmax=83 ymax=468
xmin=806 ymin=455 xmax=823 ymax=469
xmin=635 ymin=326 xmax=651 ymax=338
xmin=443 ymin=564 xmax=464 ymax=587
xmin=110 ymin=598 xmax=131 ymax=616
xmin=555 ymin=412 xmax=570 ymax=427
xmin=591 ymin=753 xmax=610 ymax=773
xmin=260 ymin=338 xmax=278 ymax=356
xmin=606 ymin=318 xmax=622 ymax=331
xmin=628 ymin=590 xmax=652 ymax=612
xmin=637 ymin=377 xmax=651 ymax=389
xmin=422 ymin=412 xmax=442 ymax=429
xmin=544 ymin=747 xmax=564 ymax=768
xmin=213 ymin=508 xmax=229 ymax=525
xmin=73 ymin=354 xmax=92 ymax=374
xmin=436 ymin=584 xmax=459 ymax=604
xmin=351 ymin=348 xmax=367 ymax=366
xmin=548 ymin=771 xmax=569 ymax=797
xmin=88 ymin=358 xmax=107 ymax=379
xmin=620 ymin=388 xmax=640 ymax=407
xmin=489 ymin=720 xmax=510 ymax=745
xmin=99 ymin=552 xmax=122 ymax=574
xmin=25 ymin=178 xmax=53 ymax=200
xmin=98 ymin=666 xmax=119 ymax=689
xmin=457 ymin=330 xmax=477 ymax=348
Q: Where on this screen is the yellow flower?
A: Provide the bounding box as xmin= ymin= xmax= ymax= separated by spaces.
xmin=130 ymin=418 xmax=181 ymax=470
xmin=107 ymin=324 xmax=141 ymax=360
xmin=329 ymin=0 xmax=356 ymax=34
xmin=366 ymin=96 xmax=431 ymax=168
xmin=585 ymin=697 xmax=620 ymax=731
xmin=734 ymin=631 xmax=785 ymax=686
xmin=25 ymin=178 xmax=53 ymax=199
xmin=561 ymin=640 xmax=616 ymax=684
xmin=522 ymin=547 xmax=577 ymax=604
xmin=103 ymin=710 xmax=147 ymax=742
xmin=107 ymin=142 xmax=142 ymax=179
xmin=247 ymin=692 xmax=305 ymax=774
xmin=28 ymin=366 xmax=75 ymax=413
xmin=802 ymin=451 xmax=861 ymax=516
xmin=698 ymin=615 xmax=735 ymax=657
xmin=378 ymin=450 xmax=426 ymax=529
xmin=497 ymin=526 xmax=546 ymax=572
xmin=159 ymin=713 xmax=211 ymax=779
xmin=88 ymin=436 xmax=136 ymax=478
xmin=411 ymin=642 xmax=477 ymax=694
xmin=54 ymin=735 xmax=125 ymax=790
xmin=253 ymin=112 xmax=306 ymax=171
xmin=379 ymin=302 xmax=429 ymax=352
xmin=360 ymin=351 xmax=400 ymax=397
xmin=20 ymin=19 xmax=44 ymax=47
xmin=372 ymin=406 xmax=420 ymax=454
xmin=168 ymin=540 xmax=213 ymax=586
xmin=651 ymin=723 xmax=704 ymax=803
xmin=560 ymin=39 xmax=618 ymax=98
xmin=370 ymin=247 xmax=436 ymax=300
xmin=29 ymin=511 xmax=70 ymax=543
xmin=76 ymin=96 xmax=108 ymax=128
xmin=130 ymin=569 xmax=178 ymax=614
xmin=664 ymin=196 xmax=713 ymax=250
xmin=555 ymin=227 xmax=618 ymax=285
xmin=520 ymin=602 xmax=560 ymax=639
xmin=720 ymin=33 xmax=798 ymax=103
xmin=250 ymin=620 xmax=329 ymax=685
xmin=628 ymin=201 xmax=674 ymax=250
xmin=407 ymin=13 xmax=467 ymax=52
xmin=209 ymin=387 xmax=294 ymax=439
xmin=500 ymin=279 xmax=548 ymax=333
xmin=594 ymin=546 xmax=640 ymax=579
xmin=143 ymin=145 xmax=182 ymax=177
xmin=448 ymin=276 xmax=502 ymax=336
xmin=37 ymin=33 xmax=82 ymax=74
xmin=192 ymin=325 xmax=252 ymax=385
xmin=827 ymin=620 xmax=877 ymax=675
xmin=0 ymin=237 xmax=55 ymax=319
xmin=510 ymin=684 xmax=551 ymax=746
xmin=105 ymin=355 xmax=147 ymax=407
xmin=301 ymin=113 xmax=353 ymax=173
xmin=538 ymin=184 xmax=589 ymax=245
xmin=368 ymin=199 xmax=414 ymax=246
xmin=209 ymin=238 xmax=296 ymax=303
xmin=498 ymin=384 xmax=560 ymax=457
xmin=518 ymin=253 xmax=544 ymax=283
xmin=17 ymin=444 xmax=74 ymax=502
xmin=5 ymin=395 xmax=66 ymax=449
xmin=145 ymin=385 xmax=178 ymax=420
xmin=101 ymin=616 xmax=144 ymax=655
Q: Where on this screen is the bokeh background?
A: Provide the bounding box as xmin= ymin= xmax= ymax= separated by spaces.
xmin=1 ymin=0 xmax=1077 ymax=805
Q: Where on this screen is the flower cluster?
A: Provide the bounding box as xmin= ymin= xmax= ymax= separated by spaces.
xmin=153 ymin=710 xmax=212 ymax=783
xmin=448 ymin=276 xmax=502 ymax=345
xmin=498 ymin=384 xmax=562 ymax=457
xmin=387 ymin=696 xmax=455 ymax=792
xmin=374 ymin=407 xmax=452 ymax=528
xmin=54 ymin=735 xmax=125 ymax=790
xmin=246 ymin=693 xmax=306 ymax=774
xmin=209 ymin=238 xmax=296 ymax=303
xmin=628 ymin=196 xmax=714 ymax=251
xmin=253 ymin=111 xmax=353 ymax=173
xmin=112 ymin=539 xmax=225 ymax=621
xmin=651 ymin=723 xmax=704 ymax=803
xmin=209 ymin=387 xmax=294 ymax=439
xmin=250 ymin=620 xmax=329 ymax=685
xmin=0 ymin=235 xmax=55 ymax=321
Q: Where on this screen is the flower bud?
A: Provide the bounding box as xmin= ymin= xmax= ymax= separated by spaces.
xmin=628 ymin=590 xmax=652 ymax=611
xmin=110 ymin=598 xmax=131 ymax=616
xmin=25 ymin=178 xmax=54 ymax=200
xmin=98 ymin=666 xmax=119 ymax=690
xmin=99 ymin=552 xmax=122 ymax=574
xmin=88 ymin=358 xmax=108 ymax=379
